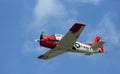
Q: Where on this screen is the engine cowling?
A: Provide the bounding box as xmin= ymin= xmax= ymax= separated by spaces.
xmin=39 ymin=35 xmax=57 ymax=49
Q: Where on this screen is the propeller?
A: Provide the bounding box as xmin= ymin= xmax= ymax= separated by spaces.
xmin=35 ymin=32 xmax=44 ymax=46
xmin=39 ymin=32 xmax=44 ymax=45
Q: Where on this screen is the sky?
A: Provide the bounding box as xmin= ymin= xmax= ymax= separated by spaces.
xmin=0 ymin=0 xmax=120 ymax=74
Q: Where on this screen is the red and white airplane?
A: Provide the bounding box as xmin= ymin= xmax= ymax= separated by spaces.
xmin=36 ymin=23 xmax=105 ymax=60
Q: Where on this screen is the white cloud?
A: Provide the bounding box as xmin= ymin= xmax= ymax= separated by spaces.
xmin=67 ymin=0 xmax=101 ymax=5
xmin=34 ymin=0 xmax=66 ymax=21
xmin=25 ymin=0 xmax=67 ymax=32
xmin=80 ymin=0 xmax=101 ymax=5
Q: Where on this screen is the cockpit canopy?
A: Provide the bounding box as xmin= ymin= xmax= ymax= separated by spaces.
xmin=52 ymin=34 xmax=63 ymax=37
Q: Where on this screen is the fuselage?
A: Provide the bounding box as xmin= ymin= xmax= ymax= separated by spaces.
xmin=70 ymin=42 xmax=96 ymax=55
xmin=39 ymin=34 xmax=100 ymax=55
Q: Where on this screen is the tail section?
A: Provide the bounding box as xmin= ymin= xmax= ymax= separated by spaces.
xmin=93 ymin=36 xmax=102 ymax=44
xmin=93 ymin=36 xmax=104 ymax=53
xmin=86 ymin=36 xmax=104 ymax=53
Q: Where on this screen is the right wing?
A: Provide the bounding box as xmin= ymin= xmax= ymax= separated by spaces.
xmin=58 ymin=23 xmax=86 ymax=50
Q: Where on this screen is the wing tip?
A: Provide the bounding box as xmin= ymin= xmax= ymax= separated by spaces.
xmin=75 ymin=23 xmax=86 ymax=26
xmin=38 ymin=55 xmax=44 ymax=59
xmin=38 ymin=55 xmax=48 ymax=60
xmin=70 ymin=23 xmax=86 ymax=32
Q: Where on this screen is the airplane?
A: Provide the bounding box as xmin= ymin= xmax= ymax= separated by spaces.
xmin=35 ymin=23 xmax=105 ymax=60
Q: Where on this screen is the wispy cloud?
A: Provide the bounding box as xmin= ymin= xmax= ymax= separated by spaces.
xmin=80 ymin=0 xmax=101 ymax=5
xmin=27 ymin=0 xmax=102 ymax=31
xmin=33 ymin=0 xmax=66 ymax=27
xmin=67 ymin=0 xmax=101 ymax=5
xmin=34 ymin=0 xmax=66 ymax=20
xmin=23 ymin=0 xmax=69 ymax=35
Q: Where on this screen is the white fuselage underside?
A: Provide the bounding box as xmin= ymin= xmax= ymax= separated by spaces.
xmin=68 ymin=42 xmax=97 ymax=55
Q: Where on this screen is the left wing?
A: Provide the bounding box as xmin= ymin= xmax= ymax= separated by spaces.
xmin=38 ymin=47 xmax=65 ymax=60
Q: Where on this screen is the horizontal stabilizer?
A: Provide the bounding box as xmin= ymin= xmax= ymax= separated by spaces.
xmin=91 ymin=41 xmax=105 ymax=51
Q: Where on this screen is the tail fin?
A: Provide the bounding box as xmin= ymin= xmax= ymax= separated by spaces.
xmin=93 ymin=36 xmax=102 ymax=44
xmin=86 ymin=36 xmax=104 ymax=53
xmin=93 ymin=36 xmax=104 ymax=53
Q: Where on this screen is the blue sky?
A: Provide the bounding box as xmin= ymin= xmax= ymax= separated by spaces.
xmin=0 ymin=0 xmax=120 ymax=74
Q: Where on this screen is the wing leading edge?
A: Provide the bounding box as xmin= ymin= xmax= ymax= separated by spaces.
xmin=38 ymin=23 xmax=86 ymax=60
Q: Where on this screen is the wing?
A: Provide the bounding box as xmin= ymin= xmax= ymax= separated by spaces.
xmin=38 ymin=47 xmax=65 ymax=60
xmin=58 ymin=23 xmax=86 ymax=50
